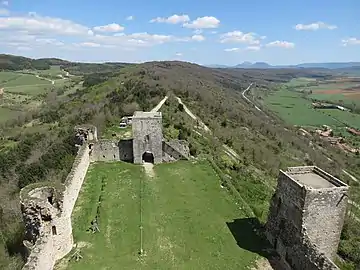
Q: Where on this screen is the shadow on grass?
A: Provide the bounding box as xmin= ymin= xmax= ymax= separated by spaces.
xmin=226 ymin=217 xmax=286 ymax=270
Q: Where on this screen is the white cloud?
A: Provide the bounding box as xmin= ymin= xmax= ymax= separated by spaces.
xmin=224 ymin=48 xmax=240 ymax=52
xmin=183 ymin=16 xmax=220 ymax=29
xmin=93 ymin=23 xmax=124 ymax=33
xmin=193 ymin=29 xmax=203 ymax=35
xmin=0 ymin=8 xmax=9 ymax=16
xmin=211 ymin=31 xmax=217 ymax=34
xmin=35 ymin=38 xmax=64 ymax=46
xmin=191 ymin=34 xmax=205 ymax=42
xmin=1 ymin=1 xmax=9 ymax=6
xmin=246 ymin=45 xmax=261 ymax=51
xmin=220 ymin=31 xmax=260 ymax=44
xmin=17 ymin=46 xmax=32 ymax=51
xmin=342 ymin=38 xmax=360 ymax=46
xmin=266 ymin=40 xmax=295 ymax=48
xmin=126 ymin=15 xmax=134 ymax=21
xmin=294 ymin=21 xmax=337 ymax=31
xmin=76 ymin=42 xmax=101 ymax=47
xmin=0 ymin=14 xmax=92 ymax=36
xmin=150 ymin=14 xmax=190 ymax=24
xmin=175 ymin=52 xmax=183 ymax=56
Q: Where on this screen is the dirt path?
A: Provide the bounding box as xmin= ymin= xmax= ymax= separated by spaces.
xmin=151 ymin=96 xmax=168 ymax=112
xmin=143 ymin=162 xmax=155 ymax=178
xmin=343 ymin=170 xmax=359 ymax=183
xmin=35 ymin=74 xmax=55 ymax=85
xmin=176 ymin=97 xmax=211 ymax=133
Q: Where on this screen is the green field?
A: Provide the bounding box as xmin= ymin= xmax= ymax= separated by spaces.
xmin=284 ymin=77 xmax=316 ymax=87
xmin=264 ymin=89 xmax=340 ymax=126
xmin=60 ymin=161 xmax=261 ymax=270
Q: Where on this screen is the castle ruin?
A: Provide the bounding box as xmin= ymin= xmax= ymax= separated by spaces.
xmin=266 ymin=166 xmax=349 ymax=270
xmin=20 ymin=111 xmax=189 ymax=270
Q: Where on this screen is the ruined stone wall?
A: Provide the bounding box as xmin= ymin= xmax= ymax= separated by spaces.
xmin=162 ymin=140 xmax=190 ymax=161
xmin=266 ymin=171 xmax=305 ymax=250
xmin=91 ymin=139 xmax=134 ymax=163
xmin=286 ymin=232 xmax=339 ymax=270
xmin=303 ymin=187 xmax=348 ymax=258
xmin=21 ymin=145 xmax=91 ymax=270
xmin=22 ymin=229 xmax=55 ymax=270
xmin=266 ymin=169 xmax=347 ymax=270
xmin=132 ymin=114 xmax=163 ymax=164
xmin=91 ymin=140 xmax=120 ymax=162
xmin=118 ymin=139 xmax=133 ymax=162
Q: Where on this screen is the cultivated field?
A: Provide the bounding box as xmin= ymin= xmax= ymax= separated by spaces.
xmin=287 ymin=77 xmax=360 ymax=106
xmin=264 ymin=88 xmax=340 ymax=126
xmin=60 ymin=161 xmax=260 ymax=270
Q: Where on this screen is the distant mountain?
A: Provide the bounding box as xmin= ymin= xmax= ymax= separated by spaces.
xmin=235 ymin=62 xmax=272 ymax=69
xmin=207 ymin=61 xmax=360 ymax=70
xmin=295 ymin=62 xmax=360 ymax=69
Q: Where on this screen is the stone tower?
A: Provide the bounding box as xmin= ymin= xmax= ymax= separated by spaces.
xmin=266 ymin=166 xmax=348 ymax=270
xmin=132 ymin=111 xmax=163 ymax=164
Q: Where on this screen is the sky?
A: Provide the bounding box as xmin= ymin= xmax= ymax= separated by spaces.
xmin=0 ymin=0 xmax=359 ymax=65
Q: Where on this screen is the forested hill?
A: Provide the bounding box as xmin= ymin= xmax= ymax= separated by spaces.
xmin=0 ymin=54 xmax=132 ymax=74
xmin=0 ymin=60 xmax=359 ymax=269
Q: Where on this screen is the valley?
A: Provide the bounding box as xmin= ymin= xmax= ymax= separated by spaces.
xmin=0 ymin=54 xmax=359 ymax=270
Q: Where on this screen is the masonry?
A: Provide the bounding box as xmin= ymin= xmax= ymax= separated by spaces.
xmin=20 ymin=111 xmax=190 ymax=270
xmin=266 ymin=166 xmax=349 ymax=270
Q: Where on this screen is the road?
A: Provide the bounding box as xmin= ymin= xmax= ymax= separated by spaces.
xmin=151 ymin=96 xmax=168 ymax=112
xmin=241 ymin=83 xmax=263 ymax=112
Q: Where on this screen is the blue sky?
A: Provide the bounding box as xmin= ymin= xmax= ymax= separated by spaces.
xmin=0 ymin=0 xmax=359 ymax=65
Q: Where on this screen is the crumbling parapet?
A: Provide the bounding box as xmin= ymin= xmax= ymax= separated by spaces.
xmin=266 ymin=166 xmax=348 ymax=270
xmin=74 ymin=125 xmax=98 ymax=146
xmin=20 ymin=144 xmax=91 ymax=270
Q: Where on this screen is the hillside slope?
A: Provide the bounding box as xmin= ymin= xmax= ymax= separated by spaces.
xmin=0 ymin=60 xmax=359 ymax=269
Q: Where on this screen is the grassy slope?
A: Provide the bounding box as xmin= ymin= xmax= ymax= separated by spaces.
xmin=62 ymin=161 xmax=256 ymax=270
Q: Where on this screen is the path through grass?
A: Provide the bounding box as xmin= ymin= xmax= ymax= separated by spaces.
xmin=61 ymin=161 xmax=258 ymax=270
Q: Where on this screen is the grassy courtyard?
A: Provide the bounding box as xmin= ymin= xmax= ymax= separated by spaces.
xmin=59 ymin=161 xmax=260 ymax=270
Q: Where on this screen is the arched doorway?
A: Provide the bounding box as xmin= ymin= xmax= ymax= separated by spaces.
xmin=142 ymin=151 xmax=154 ymax=163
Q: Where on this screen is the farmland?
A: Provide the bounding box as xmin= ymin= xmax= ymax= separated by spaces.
xmin=263 ymin=88 xmax=340 ymax=127
xmin=285 ymin=77 xmax=360 ymax=107
xmin=0 ymin=68 xmax=81 ymax=124
xmin=59 ymin=161 xmax=262 ymax=270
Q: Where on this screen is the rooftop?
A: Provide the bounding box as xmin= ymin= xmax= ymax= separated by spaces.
xmin=133 ymin=111 xmax=162 ymax=118
xmin=284 ymin=166 xmax=348 ymax=189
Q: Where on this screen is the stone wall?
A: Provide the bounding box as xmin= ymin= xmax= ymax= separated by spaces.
xmin=118 ymin=139 xmax=133 ymax=162
xmin=266 ymin=168 xmax=348 ymax=270
xmin=91 ymin=140 xmax=120 ymax=162
xmin=162 ymin=140 xmax=190 ymax=161
xmin=286 ymin=232 xmax=339 ymax=270
xmin=132 ymin=112 xmax=163 ymax=164
xmin=303 ymin=187 xmax=348 ymax=258
xmin=21 ymin=145 xmax=91 ymax=270
xmin=91 ymin=139 xmax=134 ymax=163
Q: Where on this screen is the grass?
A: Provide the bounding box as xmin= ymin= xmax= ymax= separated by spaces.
xmin=264 ymin=88 xmax=340 ymax=126
xmin=101 ymin=125 xmax=132 ymax=140
xmin=60 ymin=161 xmax=261 ymax=270
xmin=284 ymin=77 xmax=316 ymax=87
xmin=1 ymin=73 xmax=51 ymax=87
xmin=0 ymin=107 xmax=21 ymax=123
